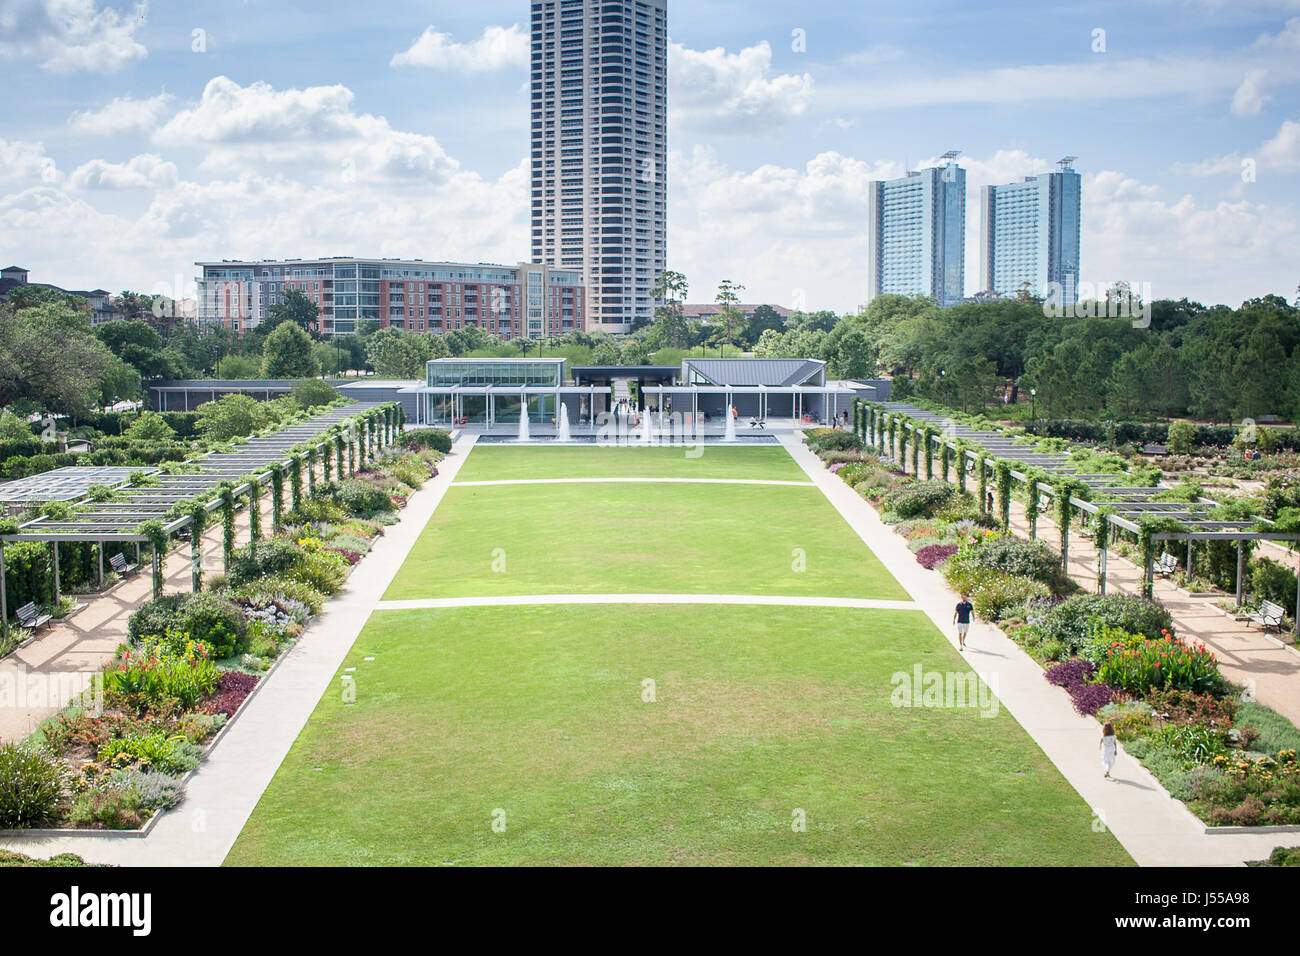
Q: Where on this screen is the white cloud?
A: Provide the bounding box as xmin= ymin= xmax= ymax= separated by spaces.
xmin=1231 ymin=68 xmax=1273 ymax=115
xmin=389 ymin=24 xmax=528 ymax=71
xmin=68 ymin=91 xmax=173 ymax=134
xmin=1175 ymin=115 xmax=1300 ymax=175
xmin=1258 ymin=118 xmax=1300 ymax=170
xmin=68 ymin=153 xmax=177 ymax=189
xmin=153 ymin=76 xmax=460 ymax=182
xmin=0 ymin=0 xmax=147 ymax=74
xmin=0 ymin=138 xmax=60 ymax=187
xmin=669 ymin=41 xmax=814 ymax=133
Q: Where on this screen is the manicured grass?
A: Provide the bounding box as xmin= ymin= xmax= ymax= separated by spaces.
xmin=383 ymin=481 xmax=909 ymax=601
xmin=453 ymin=443 xmax=808 ymax=482
xmin=226 ymin=604 xmax=1131 ymax=866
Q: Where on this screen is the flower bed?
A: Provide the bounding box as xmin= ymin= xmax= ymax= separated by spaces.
xmin=0 ymin=444 xmax=442 ymax=832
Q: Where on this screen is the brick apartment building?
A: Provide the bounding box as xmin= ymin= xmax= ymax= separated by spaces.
xmin=195 ymin=258 xmax=585 ymax=338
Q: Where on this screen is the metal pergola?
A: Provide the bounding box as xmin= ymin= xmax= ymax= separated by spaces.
xmin=861 ymin=400 xmax=1300 ymax=626
xmin=0 ymin=401 xmax=402 ymax=624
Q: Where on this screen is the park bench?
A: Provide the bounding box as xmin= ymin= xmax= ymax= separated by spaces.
xmin=1155 ymin=552 xmax=1178 ymax=576
xmin=16 ymin=602 xmax=51 ymax=634
xmin=109 ymin=552 xmax=138 ymax=576
xmin=1246 ymin=600 xmax=1285 ymax=633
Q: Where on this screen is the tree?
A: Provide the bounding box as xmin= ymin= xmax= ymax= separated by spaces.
xmin=741 ymin=304 xmax=786 ymax=348
xmin=125 ymin=411 xmax=177 ymax=441
xmin=365 ymin=328 xmax=430 ymax=379
xmin=649 ymin=269 xmax=689 ymax=348
xmin=1166 ymin=420 xmax=1195 ymax=455
xmin=713 ymin=280 xmax=745 ymax=349
xmin=261 ymin=322 xmax=320 ymax=378
xmin=0 ymin=300 xmax=117 ymax=416
xmin=264 ymin=289 xmax=320 ymax=339
xmin=291 ymin=379 xmax=340 ymax=409
xmin=195 ymin=394 xmax=272 ymax=441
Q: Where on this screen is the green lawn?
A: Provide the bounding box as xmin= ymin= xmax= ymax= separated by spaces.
xmin=453 ymin=443 xmax=808 ymax=482
xmin=383 ymin=481 xmax=909 ymax=601
xmin=227 ymin=604 xmax=1131 ymax=866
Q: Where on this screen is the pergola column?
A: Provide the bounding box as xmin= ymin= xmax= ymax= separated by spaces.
xmin=1098 ymin=521 xmax=1108 ymax=594
xmin=52 ymin=542 xmax=60 ymax=604
xmin=0 ymin=542 xmax=7 ymax=633
xmin=191 ymin=529 xmax=202 ymax=593
xmin=1236 ymin=541 xmax=1245 ymax=606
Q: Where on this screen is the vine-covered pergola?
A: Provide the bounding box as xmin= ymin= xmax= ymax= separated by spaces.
xmin=854 ymin=399 xmax=1300 ymax=630
xmin=0 ymin=400 xmax=405 ymax=632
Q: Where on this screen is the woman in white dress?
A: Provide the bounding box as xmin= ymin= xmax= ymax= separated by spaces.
xmin=1100 ymin=722 xmax=1118 ymax=778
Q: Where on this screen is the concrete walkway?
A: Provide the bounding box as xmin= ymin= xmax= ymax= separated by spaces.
xmin=778 ymin=433 xmax=1300 ymax=866
xmin=0 ymin=437 xmax=478 ymax=865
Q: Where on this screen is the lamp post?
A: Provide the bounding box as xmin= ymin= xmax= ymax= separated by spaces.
xmin=1030 ymin=388 xmax=1037 ymax=431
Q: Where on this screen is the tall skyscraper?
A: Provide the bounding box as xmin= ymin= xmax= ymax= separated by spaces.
xmin=530 ymin=0 xmax=667 ymax=334
xmin=866 ymin=154 xmax=966 ymax=308
xmin=978 ymin=158 xmax=1081 ymax=306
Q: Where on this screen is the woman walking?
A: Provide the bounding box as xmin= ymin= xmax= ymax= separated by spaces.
xmin=1100 ymin=722 xmax=1118 ymax=779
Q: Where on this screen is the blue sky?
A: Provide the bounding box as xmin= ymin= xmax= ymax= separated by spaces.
xmin=1 ymin=0 xmax=1297 ymax=313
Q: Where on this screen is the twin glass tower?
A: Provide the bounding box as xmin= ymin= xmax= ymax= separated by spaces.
xmin=866 ymin=153 xmax=1082 ymax=308
xmin=530 ymin=0 xmax=668 ymax=333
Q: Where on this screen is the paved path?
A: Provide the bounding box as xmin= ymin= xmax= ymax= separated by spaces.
xmin=376 ymin=594 xmax=920 ymax=612
xmin=777 ymin=433 xmax=1300 ymax=867
xmin=452 ymin=477 xmax=813 ymax=487
xmin=0 ymin=436 xmax=479 ymax=866
xmin=0 ymin=498 xmax=257 ymax=743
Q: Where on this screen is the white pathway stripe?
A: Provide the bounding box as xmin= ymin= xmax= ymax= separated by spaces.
xmin=452 ymin=477 xmax=814 ymax=487
xmin=376 ymin=594 xmax=919 ymax=612
xmin=0 ymin=435 xmax=482 ymax=867
xmin=778 ymin=433 xmax=1300 ymax=867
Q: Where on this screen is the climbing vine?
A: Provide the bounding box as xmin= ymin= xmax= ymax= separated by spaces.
xmin=1022 ymin=466 xmax=1050 ymax=539
xmin=246 ymin=475 xmax=262 ymax=541
xmin=347 ymin=429 xmax=356 ymax=475
xmin=1137 ymin=515 xmax=1188 ymax=599
xmin=977 ymin=452 xmax=989 ymax=513
xmin=288 ymin=456 xmax=303 ymax=514
xmin=956 ymin=441 xmax=968 ymax=493
xmin=306 ymin=447 xmax=317 ymax=497
xmin=940 ymin=440 xmax=951 ymax=483
xmin=1054 ymin=477 xmax=1088 ymax=572
xmin=218 ymin=484 xmax=237 ymax=571
xmin=921 ymin=427 xmax=935 ymax=479
xmin=994 ymin=459 xmax=1012 ymax=531
xmin=135 ymin=519 xmax=168 ymax=594
xmin=910 ymin=426 xmax=920 ymax=476
xmin=336 ymin=433 xmax=346 ymax=478
xmin=269 ymin=463 xmax=285 ymax=533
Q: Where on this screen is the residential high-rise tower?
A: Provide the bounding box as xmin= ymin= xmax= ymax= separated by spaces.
xmin=530 ymin=0 xmax=667 ymax=333
xmin=866 ymin=154 xmax=966 ymax=308
xmin=978 ymin=158 xmax=1082 ymax=306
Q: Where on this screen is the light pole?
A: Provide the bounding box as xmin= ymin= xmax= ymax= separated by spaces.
xmin=1030 ymin=388 xmax=1037 ymax=430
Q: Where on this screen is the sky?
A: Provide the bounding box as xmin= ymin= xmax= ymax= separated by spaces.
xmin=0 ymin=0 xmax=1297 ymax=314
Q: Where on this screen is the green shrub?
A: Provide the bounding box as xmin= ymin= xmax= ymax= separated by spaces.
xmin=969 ymin=571 xmax=1050 ymax=620
xmin=336 ymin=479 xmax=394 ymax=516
xmin=1146 ymin=722 xmax=1229 ymax=769
xmin=178 ymin=594 xmax=249 ymax=659
xmin=951 ymin=535 xmax=1061 ymax=588
xmin=402 ymin=429 xmax=451 ymax=454
xmin=880 ymin=480 xmax=956 ymax=520
xmin=1097 ymin=700 xmax=1156 ymax=741
xmin=293 ymin=549 xmax=348 ymax=596
xmin=227 ymin=537 xmax=306 ymax=587
xmin=805 ymin=428 xmax=862 ymax=452
xmin=109 ymin=769 xmax=184 ymax=811
xmin=1035 ymin=594 xmax=1174 ymax=655
xmin=97 ymin=732 xmax=201 ymax=775
xmin=68 ymin=787 xmax=146 ymax=830
xmin=1098 ymin=635 xmax=1224 ymax=697
xmin=1250 ymin=557 xmax=1298 ymax=612
xmin=126 ymin=593 xmax=188 ymax=643
xmin=0 ymin=744 xmax=66 ymax=828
